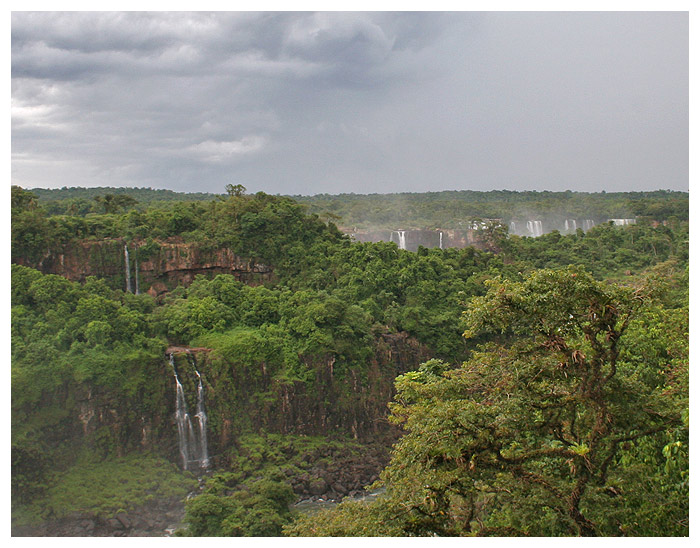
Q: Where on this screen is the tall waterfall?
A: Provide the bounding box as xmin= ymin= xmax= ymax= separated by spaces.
xmin=391 ymin=230 xmax=407 ymax=250
xmin=526 ymin=220 xmax=543 ymax=238
xmin=398 ymin=230 xmax=406 ymax=250
xmin=583 ymin=219 xmax=595 ymax=231
xmin=124 ymin=245 xmax=132 ymax=293
xmin=564 ymin=219 xmax=577 ymax=232
xmin=188 ymin=353 xmax=210 ymax=469
xmin=439 ymin=231 xmax=443 ymax=250
xmin=169 ymin=353 xmax=209 ymax=471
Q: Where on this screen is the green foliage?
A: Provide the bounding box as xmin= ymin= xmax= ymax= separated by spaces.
xmin=225 ymin=183 xmax=247 ymax=197
xmin=13 ymin=452 xmax=196 ymax=526
xmin=11 ymin=186 xmax=689 ymax=537
xmin=183 ymin=432 xmax=371 ymax=536
xmin=181 ymin=477 xmax=295 ymax=536
xmin=293 ymin=189 xmax=688 ymax=229
xmin=11 ymin=440 xmax=50 ymax=506
xmin=292 ymin=267 xmax=687 ymax=536
xmin=93 ymin=193 xmax=139 ymax=214
xmin=500 ymin=222 xmax=688 ymax=279
xmin=11 ymin=266 xmax=167 ymax=445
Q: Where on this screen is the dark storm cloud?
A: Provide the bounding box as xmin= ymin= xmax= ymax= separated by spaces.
xmin=11 ymin=11 xmax=688 ymax=194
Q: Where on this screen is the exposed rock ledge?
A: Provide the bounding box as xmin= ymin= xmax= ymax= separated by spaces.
xmin=14 ymin=237 xmax=274 ymax=294
xmin=166 ymin=346 xmax=212 ymax=355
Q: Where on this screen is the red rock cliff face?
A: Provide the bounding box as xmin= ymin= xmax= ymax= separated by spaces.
xmin=16 ymin=238 xmax=274 ymax=295
xmin=135 ymin=241 xmax=273 ymax=296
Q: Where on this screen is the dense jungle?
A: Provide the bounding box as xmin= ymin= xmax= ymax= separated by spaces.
xmin=11 ymin=185 xmax=688 ymax=536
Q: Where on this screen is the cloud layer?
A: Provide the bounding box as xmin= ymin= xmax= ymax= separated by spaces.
xmin=11 ymin=12 xmax=688 ymax=194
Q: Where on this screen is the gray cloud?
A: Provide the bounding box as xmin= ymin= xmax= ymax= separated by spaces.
xmin=11 ymin=11 xmax=688 ymax=194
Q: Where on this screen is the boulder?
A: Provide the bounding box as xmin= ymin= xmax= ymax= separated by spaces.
xmin=308 ymin=477 xmax=328 ymax=496
xmin=115 ymin=512 xmax=131 ymax=529
xmin=332 ymin=482 xmax=348 ymax=495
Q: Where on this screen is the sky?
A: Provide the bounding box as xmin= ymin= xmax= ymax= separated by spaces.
xmin=10 ymin=10 xmax=689 ymax=196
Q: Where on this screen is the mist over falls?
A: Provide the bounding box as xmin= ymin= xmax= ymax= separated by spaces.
xmin=349 ymin=218 xmax=637 ymax=252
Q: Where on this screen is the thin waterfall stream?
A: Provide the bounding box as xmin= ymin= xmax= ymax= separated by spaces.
xmin=124 ymin=245 xmax=132 ymax=293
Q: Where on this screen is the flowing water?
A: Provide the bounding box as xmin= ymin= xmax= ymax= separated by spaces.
xmin=526 ymin=220 xmax=543 ymax=238
xmin=124 ymin=245 xmax=132 ymax=293
xmin=398 ymin=230 xmax=406 ymax=250
xmin=293 ymin=487 xmax=387 ymax=516
xmin=390 ymin=230 xmax=407 ymax=250
xmin=169 ymin=354 xmax=209 ymax=471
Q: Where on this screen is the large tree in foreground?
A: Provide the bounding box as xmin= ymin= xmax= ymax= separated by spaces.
xmin=287 ymin=266 xmax=688 ymax=536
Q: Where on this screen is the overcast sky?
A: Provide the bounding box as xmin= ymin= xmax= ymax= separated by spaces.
xmin=11 ymin=11 xmax=688 ymax=195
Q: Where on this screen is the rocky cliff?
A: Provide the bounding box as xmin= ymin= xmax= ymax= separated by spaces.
xmin=15 ymin=238 xmax=274 ymax=295
xmin=170 ymin=331 xmax=431 ymax=468
xmin=29 ymin=329 xmax=429 ymax=477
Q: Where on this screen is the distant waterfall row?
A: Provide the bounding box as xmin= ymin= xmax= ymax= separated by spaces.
xmin=509 ymin=218 xmax=635 ymax=238
xmin=123 ymin=244 xmax=140 ymax=295
xmin=349 ymin=217 xmax=638 ymax=251
xmin=169 ymin=353 xmax=209 ymax=471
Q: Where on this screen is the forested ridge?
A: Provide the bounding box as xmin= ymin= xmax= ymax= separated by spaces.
xmin=11 ymin=185 xmax=688 ymax=536
xmin=29 ymin=186 xmax=688 ymax=228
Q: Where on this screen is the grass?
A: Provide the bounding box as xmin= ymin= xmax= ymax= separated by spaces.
xmin=13 ymin=451 xmax=198 ymax=526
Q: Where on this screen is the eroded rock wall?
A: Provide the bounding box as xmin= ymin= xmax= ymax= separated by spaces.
xmin=15 ymin=238 xmax=274 ymax=295
xmin=170 ymin=332 xmax=430 ymax=469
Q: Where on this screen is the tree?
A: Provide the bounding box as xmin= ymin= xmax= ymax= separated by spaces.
xmin=11 ymin=186 xmax=38 ymax=211
xmin=290 ymin=267 xmax=686 ymax=536
xmin=93 ymin=193 xmax=138 ymax=213
xmin=181 ymin=478 xmax=295 ymax=536
xmin=225 ymin=184 xmax=247 ymax=197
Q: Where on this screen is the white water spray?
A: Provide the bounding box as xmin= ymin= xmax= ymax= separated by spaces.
xmin=398 ymin=230 xmax=406 ymax=250
xmin=526 ymin=220 xmax=543 ymax=238
xmin=169 ymin=353 xmax=209 ymax=471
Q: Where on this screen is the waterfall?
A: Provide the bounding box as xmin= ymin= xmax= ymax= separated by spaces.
xmin=583 ymin=219 xmax=595 ymax=231
xmin=189 ymin=353 xmax=210 ymax=469
xmin=439 ymin=231 xmax=443 ymax=250
xmin=133 ymin=247 xmax=140 ymax=295
xmin=391 ymin=230 xmax=407 ymax=250
xmin=124 ymin=245 xmax=132 ymax=293
xmin=170 ymin=354 xmax=192 ymax=469
xmin=398 ymin=230 xmax=406 ymax=250
xmin=510 ymin=221 xmax=517 ymax=235
xmin=526 ymin=220 xmax=543 ymax=238
xmin=169 ymin=353 xmax=209 ymax=471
